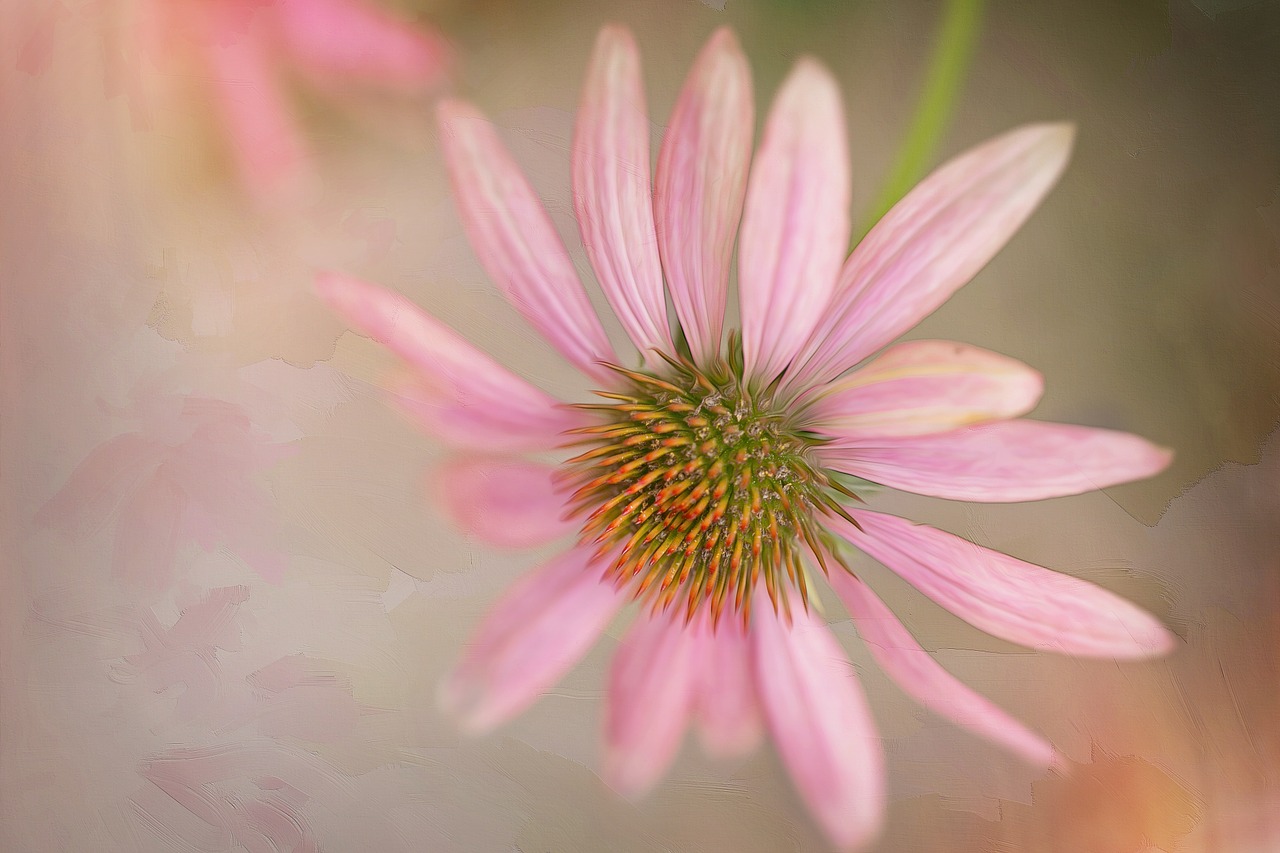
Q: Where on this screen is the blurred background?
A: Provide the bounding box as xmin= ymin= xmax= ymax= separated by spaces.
xmin=3 ymin=0 xmax=1279 ymax=850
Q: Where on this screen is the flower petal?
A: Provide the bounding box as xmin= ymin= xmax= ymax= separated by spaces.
xmin=786 ymin=123 xmax=1075 ymax=392
xmin=826 ymin=511 xmax=1176 ymax=659
xmin=315 ymin=272 xmax=584 ymax=452
xmin=654 ymin=28 xmax=753 ymax=366
xmin=827 ymin=568 xmax=1059 ymax=768
xmin=604 ymin=610 xmax=700 ymax=796
xmin=819 ymin=419 xmax=1172 ymax=502
xmin=438 ymin=100 xmax=616 ymax=380
xmin=739 ymin=58 xmax=850 ymax=384
xmin=274 ymin=0 xmax=450 ymax=89
xmin=802 ymin=340 xmax=1043 ymax=439
xmin=37 ymin=434 xmax=165 ymax=537
xmin=751 ymin=593 xmax=884 ymax=850
xmin=692 ymin=613 xmax=763 ymax=759
xmin=113 ymin=465 xmax=188 ymax=589
xmin=435 ymin=455 xmax=575 ymax=549
xmin=440 ymin=546 xmax=626 ymax=732
xmin=572 ymin=26 xmax=672 ymax=365
xmin=201 ymin=9 xmax=314 ymax=204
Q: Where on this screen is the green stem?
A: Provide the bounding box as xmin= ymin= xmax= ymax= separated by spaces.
xmin=858 ymin=0 xmax=985 ymax=241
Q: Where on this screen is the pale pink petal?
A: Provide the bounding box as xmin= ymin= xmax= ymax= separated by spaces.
xmin=786 ymin=123 xmax=1075 ymax=392
xmin=438 ymin=100 xmax=616 ymax=379
xmin=802 ymin=340 xmax=1043 ymax=439
xmin=653 ymin=28 xmax=753 ymax=365
xmin=386 ymin=375 xmax=586 ymax=453
xmin=819 ymin=419 xmax=1172 ymax=502
xmin=200 ymin=7 xmax=314 ymax=204
xmin=604 ymin=611 xmax=700 ymax=796
xmin=112 ymin=465 xmax=188 ymax=589
xmin=827 ymin=568 xmax=1059 ymax=768
xmin=826 ymin=511 xmax=1176 ymax=659
xmin=434 ymin=455 xmax=575 ymax=549
xmin=440 ymin=546 xmax=627 ymax=732
xmin=692 ymin=613 xmax=763 ymax=759
xmin=274 ymin=0 xmax=450 ymax=89
xmin=316 ymin=272 xmax=585 ymax=452
xmin=751 ymin=593 xmax=884 ymax=850
xmin=739 ymin=58 xmax=850 ymax=384
xmin=37 ymin=433 xmax=165 ymax=537
xmin=572 ymin=25 xmax=672 ymax=365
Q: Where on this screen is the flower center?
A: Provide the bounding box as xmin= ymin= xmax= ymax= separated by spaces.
xmin=561 ymin=350 xmax=855 ymax=625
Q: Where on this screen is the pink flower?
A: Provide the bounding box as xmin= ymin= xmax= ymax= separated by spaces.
xmin=317 ymin=26 xmax=1174 ymax=850
xmin=142 ymin=0 xmax=450 ymax=203
xmin=40 ymin=394 xmax=293 ymax=587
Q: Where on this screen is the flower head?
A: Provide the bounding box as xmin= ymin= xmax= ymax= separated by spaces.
xmin=318 ymin=25 xmax=1174 ymax=850
xmin=140 ymin=0 xmax=451 ymax=204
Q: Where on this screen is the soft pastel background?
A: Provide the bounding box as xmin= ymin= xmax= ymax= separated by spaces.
xmin=4 ymin=0 xmax=1279 ymax=850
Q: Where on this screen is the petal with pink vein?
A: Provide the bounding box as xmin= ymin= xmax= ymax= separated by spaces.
xmin=604 ymin=610 xmax=700 ymax=796
xmin=573 ymin=25 xmax=672 ymax=365
xmin=316 ymin=272 xmax=584 ymax=452
xmin=438 ymin=100 xmax=616 ymax=380
xmin=692 ymin=612 xmax=762 ymax=759
xmin=751 ymin=593 xmax=884 ymax=850
xmin=827 ymin=568 xmax=1059 ymax=768
xmin=739 ymin=57 xmax=850 ymax=384
xmin=653 ymin=28 xmax=753 ymax=366
xmin=440 ymin=546 xmax=626 ymax=732
xmin=802 ymin=340 xmax=1043 ymax=439
xmin=787 ymin=123 xmax=1075 ymax=392
xmin=826 ymin=511 xmax=1176 ymax=659
xmin=274 ymin=0 xmax=450 ymax=90
xmin=435 ymin=455 xmax=575 ymax=549
xmin=819 ymin=419 xmax=1172 ymax=502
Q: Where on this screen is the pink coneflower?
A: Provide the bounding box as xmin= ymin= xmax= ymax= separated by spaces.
xmin=140 ymin=0 xmax=451 ymax=203
xmin=317 ymin=26 xmax=1174 ymax=850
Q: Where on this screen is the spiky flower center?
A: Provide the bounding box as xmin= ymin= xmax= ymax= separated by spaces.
xmin=562 ymin=353 xmax=853 ymax=625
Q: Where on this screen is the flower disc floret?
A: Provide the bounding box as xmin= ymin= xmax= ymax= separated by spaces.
xmin=562 ymin=348 xmax=854 ymax=624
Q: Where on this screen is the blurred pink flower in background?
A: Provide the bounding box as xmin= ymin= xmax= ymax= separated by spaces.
xmin=40 ymin=391 xmax=295 ymax=588
xmin=138 ymin=0 xmax=451 ymax=204
xmin=318 ymin=24 xmax=1175 ymax=851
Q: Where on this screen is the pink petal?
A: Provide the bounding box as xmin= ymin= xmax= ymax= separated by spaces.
xmin=692 ymin=613 xmax=763 ymax=759
xmin=751 ymin=593 xmax=884 ymax=850
xmin=112 ymin=465 xmax=189 ymax=589
xmin=200 ymin=6 xmax=314 ymax=204
xmin=440 ymin=546 xmax=627 ymax=732
xmin=37 ymin=433 xmax=165 ymax=537
xmin=434 ymin=455 xmax=575 ymax=549
xmin=827 ymin=568 xmax=1059 ymax=768
xmin=802 ymin=340 xmax=1043 ymax=439
xmin=604 ymin=611 xmax=700 ymax=796
xmin=739 ymin=58 xmax=850 ymax=384
xmin=826 ymin=511 xmax=1176 ymax=659
xmin=438 ymin=100 xmax=616 ymax=380
xmin=273 ymin=0 xmax=450 ymax=90
xmin=572 ymin=26 xmax=672 ymax=366
xmin=653 ymin=28 xmax=753 ymax=366
xmin=819 ymin=419 xmax=1172 ymax=502
xmin=315 ymin=272 xmax=585 ymax=452
xmin=786 ymin=123 xmax=1075 ymax=393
